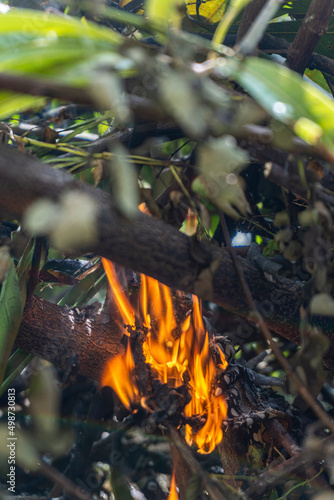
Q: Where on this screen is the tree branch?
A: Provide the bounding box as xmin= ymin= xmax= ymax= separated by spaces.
xmin=285 ymin=0 xmax=334 ymax=74
xmin=0 ymin=147 xmax=333 ymax=369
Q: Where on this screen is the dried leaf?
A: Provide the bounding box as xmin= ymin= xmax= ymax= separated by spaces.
xmin=44 ymin=125 xmax=59 ymax=144
xmin=193 ymin=257 xmax=220 ymax=300
xmin=92 ymin=159 xmax=105 ymax=187
xmin=194 ymin=136 xmax=249 ymax=219
xmin=310 ymin=293 xmax=334 ymax=316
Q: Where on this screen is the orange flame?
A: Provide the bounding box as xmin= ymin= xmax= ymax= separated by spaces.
xmin=167 ymin=468 xmax=178 ymax=500
xmin=101 ymin=339 xmax=139 ymax=409
xmin=101 ymin=259 xmax=228 ymax=454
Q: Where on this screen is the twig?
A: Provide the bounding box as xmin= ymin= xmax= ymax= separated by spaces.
xmin=236 ymin=0 xmax=285 ymax=56
xmin=38 ymin=460 xmax=94 ymax=500
xmin=244 ymin=435 xmax=334 ymax=497
xmin=218 ymin=211 xmax=334 ymax=434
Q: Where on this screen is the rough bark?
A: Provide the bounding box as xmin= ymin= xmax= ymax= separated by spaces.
xmin=15 ymin=295 xmax=123 ymax=381
xmin=285 ymin=0 xmax=334 ymax=74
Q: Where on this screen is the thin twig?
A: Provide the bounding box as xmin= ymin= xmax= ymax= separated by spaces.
xmin=218 ymin=211 xmax=334 ymax=434
xmin=38 ymin=461 xmax=94 ymax=500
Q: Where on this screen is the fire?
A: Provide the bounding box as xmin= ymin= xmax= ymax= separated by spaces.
xmin=101 ymin=258 xmax=228 ymax=454
xmin=167 ymin=468 xmax=178 ymax=500
xmin=102 ymin=339 xmax=139 ymax=409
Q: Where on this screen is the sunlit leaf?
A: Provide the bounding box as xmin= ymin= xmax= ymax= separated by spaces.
xmin=186 ymin=0 xmax=227 ymax=23
xmin=145 ymin=0 xmax=183 ymax=28
xmin=0 ymin=9 xmax=124 ymax=118
xmin=224 ymin=57 xmax=334 ymax=154
xmin=0 ymin=9 xmax=122 ymax=44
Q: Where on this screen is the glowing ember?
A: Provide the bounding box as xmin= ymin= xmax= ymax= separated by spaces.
xmin=101 ymin=258 xmax=228 ymax=454
xmin=167 ymin=469 xmax=179 ymax=500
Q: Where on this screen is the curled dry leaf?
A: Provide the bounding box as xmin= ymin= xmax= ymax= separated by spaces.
xmin=193 ymin=136 xmax=250 ymax=219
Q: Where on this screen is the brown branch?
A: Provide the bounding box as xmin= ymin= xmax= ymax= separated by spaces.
xmin=0 ymin=146 xmax=333 ymax=370
xmin=285 ymin=0 xmax=334 ymax=74
xmin=0 ymin=72 xmax=167 ymax=122
xmin=15 ymin=296 xmax=122 ymax=381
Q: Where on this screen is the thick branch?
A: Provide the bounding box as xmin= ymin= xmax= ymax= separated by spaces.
xmin=0 ymin=147 xmax=333 ymax=368
xmin=285 ymin=0 xmax=334 ymax=74
xmin=15 ymin=296 xmax=122 ymax=381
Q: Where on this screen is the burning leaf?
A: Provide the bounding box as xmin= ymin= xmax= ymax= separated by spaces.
xmin=101 ymin=260 xmax=228 ymax=454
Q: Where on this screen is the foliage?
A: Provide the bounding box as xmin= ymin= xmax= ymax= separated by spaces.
xmin=0 ymin=0 xmax=334 ymax=498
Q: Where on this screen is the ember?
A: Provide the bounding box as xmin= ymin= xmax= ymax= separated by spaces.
xmin=101 ymin=258 xmax=228 ymax=454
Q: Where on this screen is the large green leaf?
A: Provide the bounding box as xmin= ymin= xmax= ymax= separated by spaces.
xmin=0 ymin=259 xmax=24 ymax=386
xmin=224 ymin=56 xmax=334 ymax=155
xmin=0 ymin=9 xmax=122 ymax=44
xmin=0 ymin=9 xmax=124 ymax=118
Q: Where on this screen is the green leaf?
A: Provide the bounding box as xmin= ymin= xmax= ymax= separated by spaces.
xmin=109 ymin=143 xmax=140 ymax=219
xmin=0 ymin=9 xmax=122 ymax=45
xmin=0 ymin=9 xmax=124 ymax=118
xmin=0 ymin=259 xmax=24 ymax=386
xmin=0 ymin=349 xmax=33 ymax=397
xmin=57 ymin=265 xmax=106 ymax=308
xmin=224 ymin=57 xmax=334 ymax=155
